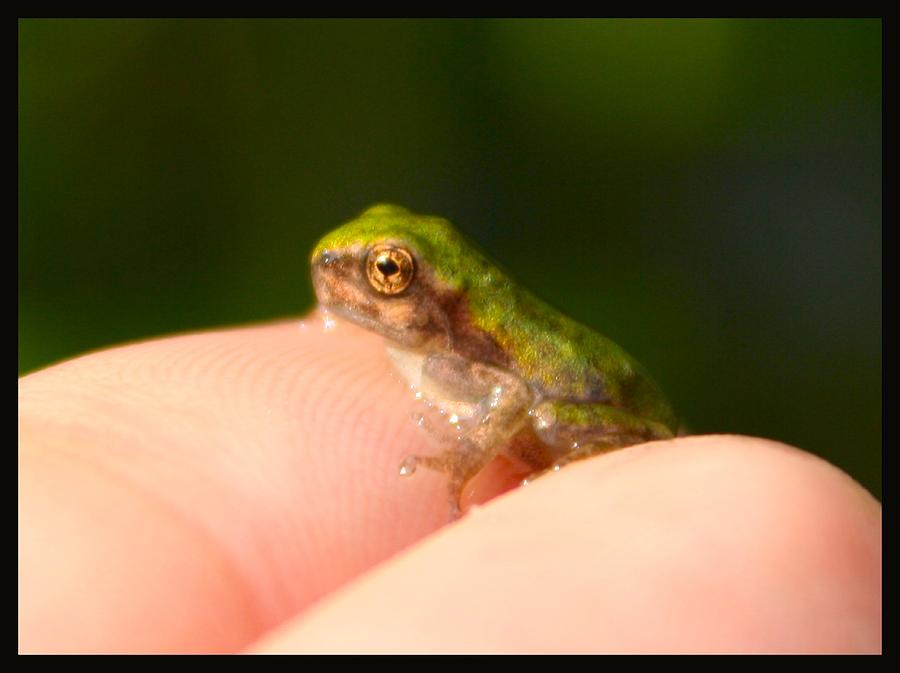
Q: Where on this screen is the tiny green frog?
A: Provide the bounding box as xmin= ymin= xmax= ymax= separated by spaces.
xmin=311 ymin=205 xmax=677 ymax=517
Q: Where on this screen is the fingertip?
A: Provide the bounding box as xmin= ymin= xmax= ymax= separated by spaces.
xmin=251 ymin=435 xmax=881 ymax=653
xmin=18 ymin=318 xmax=453 ymax=651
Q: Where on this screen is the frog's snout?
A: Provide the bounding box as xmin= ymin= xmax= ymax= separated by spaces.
xmin=310 ymin=248 xmax=346 ymax=290
xmin=311 ymin=247 xmax=358 ymax=307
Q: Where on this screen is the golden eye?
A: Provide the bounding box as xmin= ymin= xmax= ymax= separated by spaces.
xmin=366 ymin=245 xmax=415 ymax=295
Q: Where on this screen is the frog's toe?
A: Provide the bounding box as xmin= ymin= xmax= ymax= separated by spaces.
xmin=446 ymin=496 xmax=462 ymax=521
xmin=398 ymin=454 xmax=420 ymax=477
xmin=398 ymin=452 xmax=453 ymax=478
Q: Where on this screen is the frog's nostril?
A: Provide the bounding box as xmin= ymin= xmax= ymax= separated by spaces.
xmin=318 ymin=249 xmax=338 ymax=266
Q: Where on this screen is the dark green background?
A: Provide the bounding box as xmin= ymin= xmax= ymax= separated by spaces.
xmin=19 ymin=19 xmax=881 ymax=497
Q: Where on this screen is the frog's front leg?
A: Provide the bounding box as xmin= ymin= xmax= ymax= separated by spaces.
xmin=524 ymin=400 xmax=675 ymax=482
xmin=401 ymin=354 xmax=532 ymax=518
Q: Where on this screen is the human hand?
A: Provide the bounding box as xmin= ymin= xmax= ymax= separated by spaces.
xmin=18 ymin=318 xmax=882 ymax=653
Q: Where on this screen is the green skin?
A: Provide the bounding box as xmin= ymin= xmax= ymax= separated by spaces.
xmin=311 ymin=204 xmax=677 ymax=517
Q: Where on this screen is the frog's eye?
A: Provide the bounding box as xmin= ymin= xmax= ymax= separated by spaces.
xmin=366 ymin=245 xmax=415 ymax=295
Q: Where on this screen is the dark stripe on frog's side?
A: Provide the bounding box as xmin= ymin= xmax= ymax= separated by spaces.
xmin=426 ymin=278 xmax=515 ymax=372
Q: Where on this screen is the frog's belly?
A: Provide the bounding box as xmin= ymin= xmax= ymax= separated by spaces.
xmin=385 ymin=344 xmax=426 ymax=389
xmin=385 ymin=345 xmax=480 ymax=422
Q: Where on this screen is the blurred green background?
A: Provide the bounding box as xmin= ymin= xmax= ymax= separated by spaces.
xmin=19 ymin=19 xmax=881 ymax=497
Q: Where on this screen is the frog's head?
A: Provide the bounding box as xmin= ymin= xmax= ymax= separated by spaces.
xmin=311 ymin=204 xmax=487 ymax=349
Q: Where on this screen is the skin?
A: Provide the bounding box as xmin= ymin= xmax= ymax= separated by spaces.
xmin=311 ymin=204 xmax=677 ymax=516
xmin=17 ymin=322 xmax=882 ymax=653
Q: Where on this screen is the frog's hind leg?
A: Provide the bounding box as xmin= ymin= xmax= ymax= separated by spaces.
xmin=522 ymin=400 xmax=675 ymax=484
xmin=520 ymin=435 xmax=640 ymax=485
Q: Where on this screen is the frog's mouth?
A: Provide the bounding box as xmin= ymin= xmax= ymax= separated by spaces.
xmin=320 ymin=302 xmax=413 ymax=346
xmin=312 ymin=278 xmax=417 ymax=347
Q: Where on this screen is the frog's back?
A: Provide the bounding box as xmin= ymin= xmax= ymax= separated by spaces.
xmin=471 ymin=283 xmax=677 ymax=432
